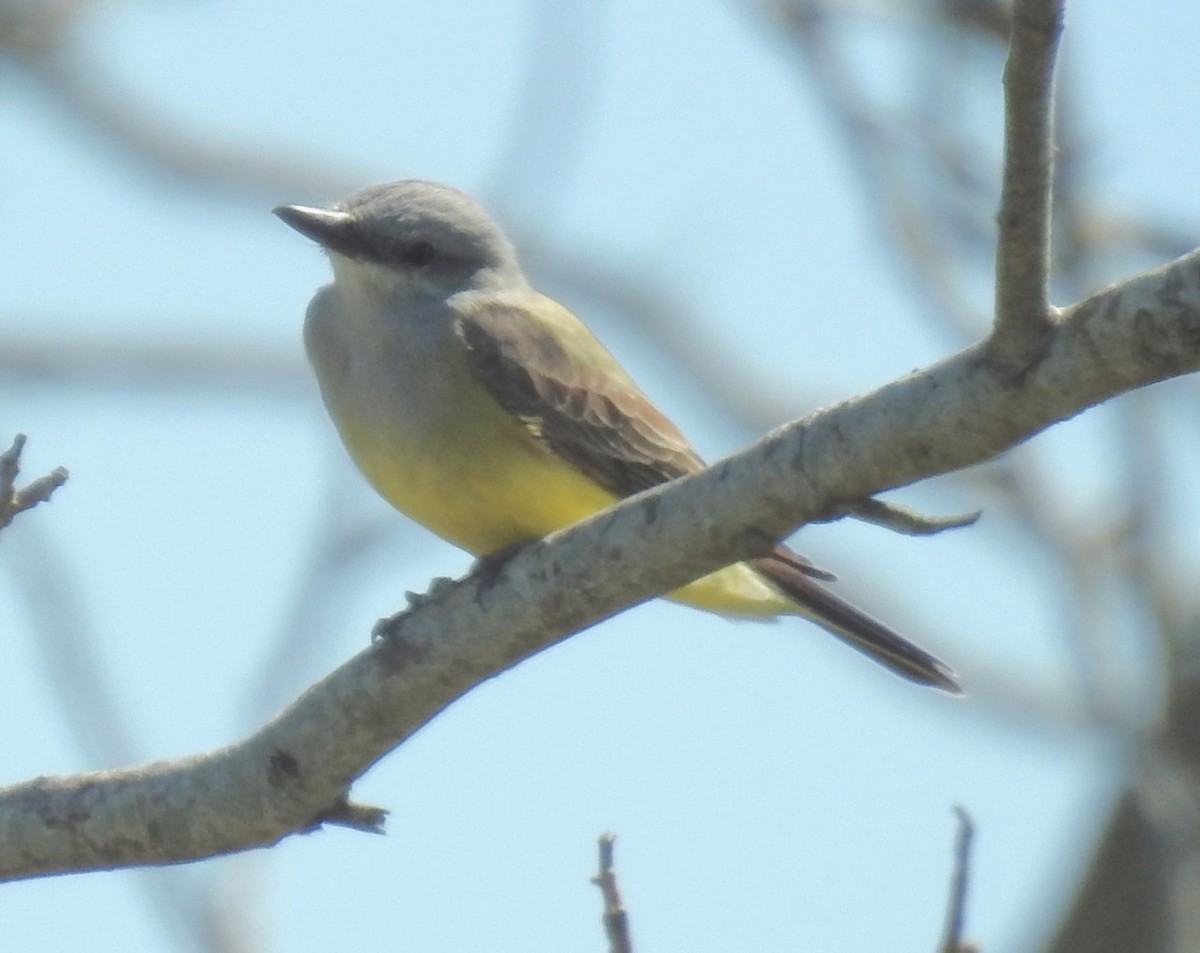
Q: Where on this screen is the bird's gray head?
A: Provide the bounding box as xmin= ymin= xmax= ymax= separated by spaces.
xmin=274 ymin=180 xmax=524 ymax=299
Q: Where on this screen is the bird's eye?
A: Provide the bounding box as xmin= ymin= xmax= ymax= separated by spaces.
xmin=402 ymin=240 xmax=436 ymax=267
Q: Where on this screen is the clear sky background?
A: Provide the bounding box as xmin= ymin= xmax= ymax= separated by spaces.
xmin=2 ymin=1 xmax=1198 ymax=950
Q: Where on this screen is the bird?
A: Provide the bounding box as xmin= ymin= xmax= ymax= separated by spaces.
xmin=274 ymin=180 xmax=959 ymax=693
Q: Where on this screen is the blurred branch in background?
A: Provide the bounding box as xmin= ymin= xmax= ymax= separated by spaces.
xmin=0 ymin=330 xmax=308 ymax=396
xmin=484 ymin=0 xmax=613 ymax=218
xmin=748 ymin=0 xmax=1004 ymax=343
xmin=2 ymin=0 xmax=1200 ymax=949
xmin=0 ymin=0 xmax=354 ymax=202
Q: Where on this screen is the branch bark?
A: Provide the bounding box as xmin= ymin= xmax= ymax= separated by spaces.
xmin=1 ymin=246 xmax=1198 ymax=881
xmin=991 ymin=0 xmax=1064 ymax=370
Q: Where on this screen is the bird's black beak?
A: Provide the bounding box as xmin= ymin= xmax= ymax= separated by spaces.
xmin=273 ymin=204 xmax=358 ymax=258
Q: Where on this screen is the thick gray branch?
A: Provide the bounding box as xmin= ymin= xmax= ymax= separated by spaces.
xmin=1 ymin=248 xmax=1198 ymax=881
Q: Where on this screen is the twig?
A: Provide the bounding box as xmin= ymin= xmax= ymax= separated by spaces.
xmin=937 ymin=806 xmax=979 ymax=953
xmin=835 ymin=497 xmax=981 ymax=536
xmin=592 ymin=833 xmax=633 ymax=953
xmin=0 ymin=434 xmax=68 ymax=530
xmin=989 ymin=0 xmax=1064 ymax=371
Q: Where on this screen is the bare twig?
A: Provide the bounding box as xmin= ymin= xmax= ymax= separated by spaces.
xmin=937 ymin=806 xmax=979 ymax=953
xmin=989 ymin=0 xmax=1064 ymax=370
xmin=836 ymin=497 xmax=981 ymax=536
xmin=0 ymin=434 xmax=68 ymax=530
xmin=592 ymin=833 xmax=633 ymax=953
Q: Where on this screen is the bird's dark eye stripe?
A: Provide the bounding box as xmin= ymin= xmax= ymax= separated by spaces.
xmin=402 ymin=240 xmax=436 ymax=266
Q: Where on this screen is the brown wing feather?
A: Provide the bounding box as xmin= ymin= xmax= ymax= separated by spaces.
xmin=456 ymin=299 xmax=703 ymax=496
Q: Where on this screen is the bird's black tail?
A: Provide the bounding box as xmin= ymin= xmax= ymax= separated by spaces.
xmin=752 ymin=547 xmax=961 ymax=694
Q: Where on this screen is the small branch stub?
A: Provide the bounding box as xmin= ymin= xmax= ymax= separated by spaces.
xmin=838 ymin=497 xmax=982 ymax=536
xmin=313 ymin=795 xmax=389 ymax=834
xmin=592 ymin=833 xmax=633 ymax=953
xmin=0 ymin=434 xmax=69 ymax=530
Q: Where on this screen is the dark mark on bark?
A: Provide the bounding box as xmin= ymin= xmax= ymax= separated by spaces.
xmin=268 ymin=750 xmax=300 ymax=787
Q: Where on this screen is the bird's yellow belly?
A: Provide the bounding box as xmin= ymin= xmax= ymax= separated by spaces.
xmin=342 ymin=411 xmax=614 ymax=553
xmin=339 ymin=414 xmax=791 ymax=618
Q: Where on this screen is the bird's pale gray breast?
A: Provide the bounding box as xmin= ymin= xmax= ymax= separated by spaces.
xmin=304 ymin=282 xmax=469 ymax=449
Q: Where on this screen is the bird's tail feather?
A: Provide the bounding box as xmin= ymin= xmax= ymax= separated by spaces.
xmin=752 ymin=547 xmax=961 ymax=694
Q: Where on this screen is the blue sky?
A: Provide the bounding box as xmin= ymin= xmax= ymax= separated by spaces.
xmin=2 ymin=1 xmax=1197 ymax=950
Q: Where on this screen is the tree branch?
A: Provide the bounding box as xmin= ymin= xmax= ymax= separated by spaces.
xmin=990 ymin=0 xmax=1064 ymax=370
xmin=0 ymin=245 xmax=1198 ymax=880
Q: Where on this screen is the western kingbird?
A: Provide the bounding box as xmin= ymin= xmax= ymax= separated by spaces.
xmin=275 ymin=181 xmax=958 ymax=693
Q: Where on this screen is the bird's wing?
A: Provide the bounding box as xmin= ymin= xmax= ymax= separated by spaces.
xmin=454 ymin=291 xmax=841 ymax=584
xmin=454 ymin=293 xmax=705 ymax=496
